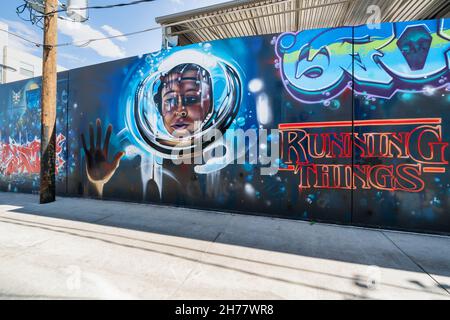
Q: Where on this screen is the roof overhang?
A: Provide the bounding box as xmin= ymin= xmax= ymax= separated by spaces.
xmin=156 ymin=0 xmax=450 ymax=46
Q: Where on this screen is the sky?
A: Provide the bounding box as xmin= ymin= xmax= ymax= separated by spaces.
xmin=1 ymin=0 xmax=231 ymax=69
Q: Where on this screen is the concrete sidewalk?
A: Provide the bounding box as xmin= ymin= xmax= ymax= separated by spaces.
xmin=0 ymin=192 xmax=449 ymax=299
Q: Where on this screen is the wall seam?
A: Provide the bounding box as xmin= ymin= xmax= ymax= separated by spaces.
xmin=351 ymin=26 xmax=355 ymax=225
xmin=66 ymin=71 xmax=70 ymax=196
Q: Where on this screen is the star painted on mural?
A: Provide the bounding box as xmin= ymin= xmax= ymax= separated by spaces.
xmin=12 ymin=90 xmax=21 ymax=105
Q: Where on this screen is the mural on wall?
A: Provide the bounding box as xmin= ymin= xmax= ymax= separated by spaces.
xmin=1 ymin=18 xmax=449 ymax=233
xmin=276 ymin=19 xmax=450 ymax=103
xmin=0 ymin=77 xmax=68 ymax=194
xmin=0 ymin=133 xmax=65 ymax=176
xmin=279 ymin=118 xmax=448 ymax=192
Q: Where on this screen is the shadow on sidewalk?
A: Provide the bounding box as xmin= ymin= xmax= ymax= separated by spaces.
xmin=1 ymin=191 xmax=450 ymax=286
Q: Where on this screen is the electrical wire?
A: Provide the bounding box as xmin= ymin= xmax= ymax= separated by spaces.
xmin=0 ymin=28 xmax=43 ymax=47
xmin=16 ymin=2 xmax=45 ymax=28
xmin=46 ymin=0 xmax=157 ymax=15
xmin=55 ymin=24 xmax=161 ymax=47
xmin=3 ymin=20 xmax=161 ymax=49
xmin=12 ymin=0 xmax=227 ymax=49
xmin=13 ymin=0 xmax=163 ymax=48
xmin=9 ymin=0 xmax=270 ymax=50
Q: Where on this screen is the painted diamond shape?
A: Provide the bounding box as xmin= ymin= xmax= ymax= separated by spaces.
xmin=396 ymin=25 xmax=432 ymax=71
xmin=12 ymin=90 xmax=21 ymax=104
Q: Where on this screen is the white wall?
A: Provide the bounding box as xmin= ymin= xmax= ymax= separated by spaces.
xmin=0 ymin=21 xmax=8 ymax=84
xmin=0 ymin=21 xmax=66 ymax=84
xmin=3 ymin=46 xmax=44 ymax=83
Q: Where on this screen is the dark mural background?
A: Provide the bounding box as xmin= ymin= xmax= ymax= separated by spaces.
xmin=0 ymin=72 xmax=69 ymax=195
xmin=0 ymin=19 xmax=449 ymax=234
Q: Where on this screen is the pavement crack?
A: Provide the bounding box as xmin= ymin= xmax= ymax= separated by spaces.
xmin=91 ymin=214 xmax=115 ymax=223
xmin=168 ymin=230 xmax=224 ymax=298
xmin=381 ymin=231 xmax=450 ymax=296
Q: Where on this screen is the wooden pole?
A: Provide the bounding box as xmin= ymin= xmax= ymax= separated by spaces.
xmin=40 ymin=0 xmax=58 ymax=204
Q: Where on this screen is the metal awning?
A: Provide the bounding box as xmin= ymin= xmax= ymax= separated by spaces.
xmin=155 ymin=0 xmax=450 ymax=47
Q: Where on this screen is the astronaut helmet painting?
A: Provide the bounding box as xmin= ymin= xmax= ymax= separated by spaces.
xmin=132 ymin=49 xmax=242 ymax=159
xmin=80 ymin=48 xmax=243 ymax=197
xmin=155 ymin=63 xmax=213 ymax=137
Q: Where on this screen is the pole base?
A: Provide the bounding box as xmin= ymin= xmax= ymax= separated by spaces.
xmin=40 ymin=192 xmax=55 ymax=204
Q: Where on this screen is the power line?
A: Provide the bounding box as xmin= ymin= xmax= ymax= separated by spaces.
xmin=12 ymin=3 xmax=165 ymax=48
xmin=16 ymin=2 xmax=45 ymax=28
xmin=12 ymin=0 xmax=162 ymax=48
xmin=14 ymin=0 xmax=281 ymax=49
xmin=2 ymin=19 xmax=161 ymax=49
xmin=10 ymin=0 xmax=249 ymax=49
xmin=47 ymin=0 xmax=157 ymax=15
xmin=2 ymin=19 xmax=162 ymax=49
xmin=56 ymin=24 xmax=161 ymax=47
xmin=0 ymin=28 xmax=43 ymax=47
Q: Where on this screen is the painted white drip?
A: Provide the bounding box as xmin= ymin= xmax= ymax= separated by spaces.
xmin=206 ymin=170 xmax=220 ymax=198
xmin=140 ymin=155 xmax=163 ymax=200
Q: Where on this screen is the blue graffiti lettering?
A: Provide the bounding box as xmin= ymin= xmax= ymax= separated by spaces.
xmin=275 ymin=19 xmax=450 ymax=104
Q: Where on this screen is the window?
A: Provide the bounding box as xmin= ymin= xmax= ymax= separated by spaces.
xmin=19 ymin=68 xmax=34 ymax=77
xmin=19 ymin=61 xmax=34 ymax=78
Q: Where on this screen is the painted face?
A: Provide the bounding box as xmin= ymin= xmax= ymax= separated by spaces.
xmin=160 ymin=69 xmax=211 ymax=136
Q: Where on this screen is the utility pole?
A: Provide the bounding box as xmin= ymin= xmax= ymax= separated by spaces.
xmin=40 ymin=0 xmax=58 ymax=204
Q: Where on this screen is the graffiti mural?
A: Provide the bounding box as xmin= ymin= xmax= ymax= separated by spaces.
xmin=276 ymin=19 xmax=450 ymax=103
xmin=0 ymin=76 xmax=68 ymax=194
xmin=0 ymin=18 xmax=449 ymax=234
xmin=0 ymin=133 xmax=66 ymax=176
xmin=279 ymin=118 xmax=448 ymax=192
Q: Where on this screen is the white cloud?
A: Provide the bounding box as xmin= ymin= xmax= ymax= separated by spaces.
xmin=58 ymin=19 xmax=126 ymax=59
xmin=101 ymin=25 xmax=127 ymax=42
xmin=1 ymin=19 xmax=41 ymax=40
xmin=0 ymin=19 xmax=42 ymax=54
xmin=59 ymin=52 xmax=87 ymax=64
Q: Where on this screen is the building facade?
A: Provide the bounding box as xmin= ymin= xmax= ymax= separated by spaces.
xmin=0 ymin=21 xmax=65 ymax=84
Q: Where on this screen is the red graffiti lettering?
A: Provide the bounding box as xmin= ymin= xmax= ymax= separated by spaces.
xmin=0 ymin=133 xmax=66 ymax=176
xmin=279 ymin=118 xmax=447 ymax=192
